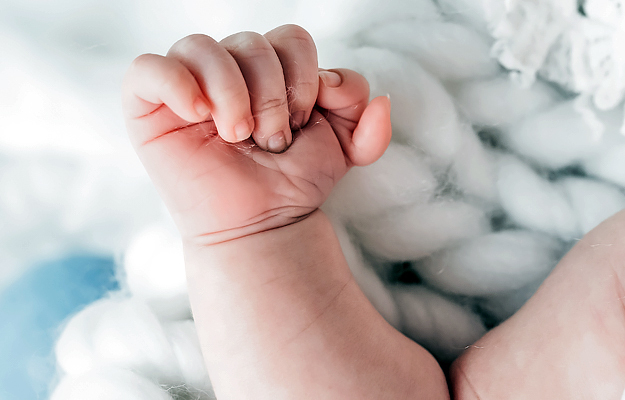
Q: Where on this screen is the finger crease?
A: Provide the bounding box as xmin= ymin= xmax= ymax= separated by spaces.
xmin=133 ymin=103 xmax=166 ymax=120
xmin=253 ymin=97 xmax=288 ymax=115
xmin=141 ymin=121 xmax=216 ymax=146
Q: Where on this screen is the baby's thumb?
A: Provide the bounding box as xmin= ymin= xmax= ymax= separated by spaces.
xmin=317 ymin=69 xmax=392 ymax=166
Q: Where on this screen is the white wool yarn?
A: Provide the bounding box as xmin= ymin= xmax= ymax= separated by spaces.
xmin=163 ymin=321 xmax=213 ymax=393
xmin=496 ymin=156 xmax=579 ymax=240
xmin=584 ymin=144 xmax=625 ymax=187
xmin=497 ymin=156 xmax=625 ymax=240
xmin=56 ymin=297 xmax=176 ymax=378
xmin=450 ymin=75 xmax=562 ymax=127
xmin=475 ymin=280 xmax=543 ymax=322
xmin=415 ymin=230 xmax=563 ymax=296
xmin=123 ymin=225 xmax=191 ymax=320
xmin=484 ymin=0 xmax=579 ymax=88
xmin=543 ymin=2 xmax=625 ymax=113
xmin=51 ymin=368 xmax=175 ymax=400
xmin=435 ymin=0 xmax=490 ymax=33
xmin=352 ymin=201 xmax=490 ymax=261
xmin=392 ymin=285 xmax=486 ymax=361
xmin=54 ymin=297 xmax=212 ymax=396
xmin=330 ymin=46 xmax=465 ymax=165
xmin=560 ymin=177 xmax=625 ymax=234
xmin=485 ymin=0 xmax=625 ymax=131
xmin=449 ymin=124 xmax=497 ymax=201
xmin=362 ymin=19 xmax=499 ymax=81
xmin=500 ymin=100 xmax=625 ymax=169
xmin=331 ymin=219 xmax=402 ymax=328
xmin=322 ymin=142 xmax=436 ymax=221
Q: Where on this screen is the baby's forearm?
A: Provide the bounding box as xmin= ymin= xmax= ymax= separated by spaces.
xmin=184 ymin=209 xmax=448 ymax=400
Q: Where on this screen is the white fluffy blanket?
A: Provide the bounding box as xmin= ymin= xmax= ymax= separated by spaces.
xmin=2 ymin=0 xmax=624 ymax=398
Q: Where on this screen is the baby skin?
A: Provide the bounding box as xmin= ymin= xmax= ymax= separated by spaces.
xmin=122 ymin=24 xmax=447 ymax=399
xmin=123 ymin=24 xmax=625 ymax=399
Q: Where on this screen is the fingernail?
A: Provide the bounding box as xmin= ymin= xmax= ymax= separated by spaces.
xmin=194 ymin=96 xmax=211 ymax=118
xmin=319 ymin=70 xmax=342 ymax=88
xmin=267 ymin=131 xmax=286 ymax=153
xmin=234 ymin=118 xmax=253 ymax=141
xmin=290 ymin=110 xmax=305 ymax=129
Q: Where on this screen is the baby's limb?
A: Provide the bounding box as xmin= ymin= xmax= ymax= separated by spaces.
xmin=122 ymin=26 xmax=390 ymax=243
xmin=451 ymin=209 xmax=625 ymax=400
xmin=123 ymin=25 xmax=449 ymax=400
xmin=185 ymin=210 xmax=448 ymax=399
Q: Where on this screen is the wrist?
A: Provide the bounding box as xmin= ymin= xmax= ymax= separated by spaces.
xmin=183 ymin=208 xmax=345 ymax=288
xmin=180 ymin=207 xmax=318 ymax=249
xmin=182 ymin=208 xmax=356 ymax=371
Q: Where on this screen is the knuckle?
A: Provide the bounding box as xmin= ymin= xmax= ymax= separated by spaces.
xmin=161 ymin=63 xmax=189 ymax=92
xmin=282 ymin=25 xmax=315 ymax=45
xmin=169 ymin=34 xmax=217 ymax=56
xmin=234 ymin=31 xmax=264 ymax=44
xmin=271 ymin=24 xmax=311 ymax=40
xmin=129 ymin=53 xmax=158 ymax=73
xmin=271 ymin=24 xmax=316 ymax=53
xmin=224 ymin=31 xmax=271 ymax=55
xmin=256 ymin=97 xmax=288 ymax=115
xmin=287 ymin=80 xmax=317 ymax=103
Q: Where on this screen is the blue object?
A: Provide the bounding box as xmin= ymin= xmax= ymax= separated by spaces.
xmin=0 ymin=255 xmax=119 ymax=400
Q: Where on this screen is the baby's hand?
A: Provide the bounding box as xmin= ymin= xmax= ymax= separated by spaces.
xmin=122 ymin=25 xmax=391 ymax=245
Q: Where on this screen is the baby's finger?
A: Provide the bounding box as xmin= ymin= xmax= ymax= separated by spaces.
xmin=264 ymin=25 xmax=319 ymax=130
xmin=316 ymin=68 xmax=392 ymax=166
xmin=221 ymin=32 xmax=291 ymax=153
xmin=316 ymin=68 xmax=370 ymax=123
xmin=349 ymin=95 xmax=392 ymax=166
xmin=122 ymin=54 xmax=211 ymax=146
xmin=167 ymin=34 xmax=254 ymax=143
